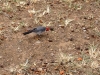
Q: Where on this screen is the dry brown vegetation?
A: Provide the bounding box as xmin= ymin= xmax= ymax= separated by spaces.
xmin=0 ymin=0 xmax=100 ymax=75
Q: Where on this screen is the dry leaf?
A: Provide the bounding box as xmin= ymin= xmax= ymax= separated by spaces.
xmin=60 ymin=70 xmax=64 ymax=75
xmin=77 ymin=57 xmax=82 ymax=61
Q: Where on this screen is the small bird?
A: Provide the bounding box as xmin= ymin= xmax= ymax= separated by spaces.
xmin=23 ymin=26 xmax=53 ymax=35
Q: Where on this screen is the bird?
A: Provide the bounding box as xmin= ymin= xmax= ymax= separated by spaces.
xmin=23 ymin=26 xmax=53 ymax=35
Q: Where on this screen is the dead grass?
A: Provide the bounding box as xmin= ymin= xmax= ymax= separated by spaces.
xmin=0 ymin=0 xmax=100 ymax=75
xmin=57 ymin=42 xmax=100 ymax=74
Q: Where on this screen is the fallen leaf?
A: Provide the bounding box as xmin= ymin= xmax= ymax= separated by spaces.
xmin=60 ymin=70 xmax=64 ymax=75
xmin=77 ymin=57 xmax=82 ymax=61
xmin=29 ymin=13 xmax=33 ymax=17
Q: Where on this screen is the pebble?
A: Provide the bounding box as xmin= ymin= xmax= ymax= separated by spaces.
xmin=82 ymin=27 xmax=86 ymax=30
xmin=48 ymin=39 xmax=53 ymax=42
xmin=37 ymin=68 xmax=43 ymax=71
xmin=35 ymin=41 xmax=41 ymax=44
xmin=0 ymin=56 xmax=2 ymax=59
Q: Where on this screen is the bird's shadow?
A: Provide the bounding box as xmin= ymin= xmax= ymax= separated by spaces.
xmin=26 ymin=34 xmax=49 ymax=42
xmin=34 ymin=34 xmax=48 ymax=39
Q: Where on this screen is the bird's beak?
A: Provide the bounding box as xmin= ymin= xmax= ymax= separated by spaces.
xmin=50 ymin=28 xmax=54 ymax=31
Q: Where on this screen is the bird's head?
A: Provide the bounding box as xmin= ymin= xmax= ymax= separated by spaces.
xmin=46 ymin=27 xmax=54 ymax=31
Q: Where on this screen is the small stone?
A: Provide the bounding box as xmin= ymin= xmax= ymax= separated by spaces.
xmin=51 ymin=53 xmax=54 ymax=56
xmin=85 ymin=48 xmax=89 ymax=50
xmin=18 ymin=47 xmax=20 ymax=50
xmin=69 ymin=38 xmax=74 ymax=41
xmin=30 ymin=68 xmax=34 ymax=71
xmin=71 ymin=30 xmax=74 ymax=32
xmin=30 ymin=67 xmax=37 ymax=71
xmin=35 ymin=41 xmax=41 ymax=44
xmin=84 ymin=17 xmax=87 ymax=19
xmin=75 ymin=46 xmax=81 ymax=50
xmin=37 ymin=68 xmax=43 ymax=71
xmin=84 ymin=36 xmax=90 ymax=40
xmin=0 ymin=56 xmax=2 ymax=59
xmin=82 ymin=27 xmax=87 ymax=32
xmin=59 ymin=25 xmax=65 ymax=28
xmin=42 ymin=64 xmax=47 ymax=67
xmin=91 ymin=34 xmax=95 ymax=38
xmin=50 ymin=60 xmax=55 ymax=63
xmin=0 ymin=65 xmax=4 ymax=68
xmin=48 ymin=39 xmax=53 ymax=42
xmin=40 ymin=59 xmax=43 ymax=61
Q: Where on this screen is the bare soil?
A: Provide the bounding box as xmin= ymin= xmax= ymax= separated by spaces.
xmin=0 ymin=0 xmax=100 ymax=75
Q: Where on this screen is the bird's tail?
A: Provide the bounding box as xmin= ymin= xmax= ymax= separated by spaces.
xmin=23 ymin=30 xmax=33 ymax=35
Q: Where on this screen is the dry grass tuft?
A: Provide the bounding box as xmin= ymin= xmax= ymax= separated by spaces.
xmin=89 ymin=42 xmax=99 ymax=59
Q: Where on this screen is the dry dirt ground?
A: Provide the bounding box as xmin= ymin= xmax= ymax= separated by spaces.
xmin=0 ymin=0 xmax=100 ymax=75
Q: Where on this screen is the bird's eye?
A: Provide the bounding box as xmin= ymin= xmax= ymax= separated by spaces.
xmin=33 ymin=28 xmax=37 ymax=30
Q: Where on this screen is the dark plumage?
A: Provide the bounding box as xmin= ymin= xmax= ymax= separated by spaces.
xmin=23 ymin=26 xmax=49 ymax=35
